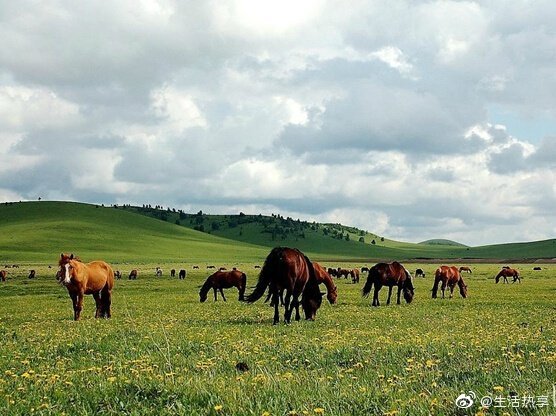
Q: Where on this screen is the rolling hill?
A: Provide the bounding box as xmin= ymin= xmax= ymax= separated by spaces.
xmin=0 ymin=201 xmax=554 ymax=263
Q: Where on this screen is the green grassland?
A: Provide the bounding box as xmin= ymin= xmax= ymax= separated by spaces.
xmin=0 ymin=263 xmax=555 ymax=415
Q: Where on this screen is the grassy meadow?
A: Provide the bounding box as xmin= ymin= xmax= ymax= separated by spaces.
xmin=1 ymin=263 xmax=555 ymax=415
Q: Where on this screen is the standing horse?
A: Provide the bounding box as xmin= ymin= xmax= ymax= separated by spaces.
xmin=28 ymin=270 xmax=36 ymax=279
xmin=350 ymin=268 xmax=360 ymax=283
xmin=58 ymin=253 xmax=114 ymax=320
xmin=129 ymin=269 xmax=138 ymax=280
xmin=415 ymin=268 xmax=426 ymax=278
xmin=337 ymin=268 xmax=351 ymax=279
xmin=199 ymin=269 xmax=247 ymax=302
xmin=432 ymin=266 xmax=467 ymax=298
xmin=170 ymin=269 xmax=176 ymax=277
xmin=244 ymin=247 xmax=323 ymax=324
xmin=362 ymin=262 xmax=414 ymax=306
xmin=178 ymin=269 xmax=186 ymax=280
xmin=313 ymin=262 xmax=337 ymax=304
xmin=0 ymin=270 xmax=6 ymax=281
xmin=459 ymin=266 xmax=472 ymax=274
xmin=495 ymin=267 xmax=520 ymax=284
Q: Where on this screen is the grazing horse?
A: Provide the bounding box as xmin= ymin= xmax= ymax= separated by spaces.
xmin=361 ymin=266 xmax=369 ymax=273
xmin=193 ymin=265 xmax=199 ymax=269
xmin=362 ymin=262 xmax=414 ymax=306
xmin=129 ymin=269 xmax=138 ymax=280
xmin=337 ymin=268 xmax=351 ymax=279
xmin=199 ymin=270 xmax=247 ymax=302
xmin=28 ymin=270 xmax=36 ymax=279
xmin=327 ymin=267 xmax=338 ymax=277
xmin=415 ymin=268 xmax=426 ymax=278
xmin=495 ymin=267 xmax=521 ymax=284
xmin=114 ymin=270 xmax=122 ymax=279
xmin=350 ymin=268 xmax=360 ymax=283
xmin=0 ymin=270 xmax=6 ymax=281
xmin=459 ymin=266 xmax=472 ymax=274
xmin=313 ymin=262 xmax=337 ymax=304
xmin=58 ymin=253 xmax=114 ymax=320
xmin=432 ymin=266 xmax=468 ymax=299
xmin=533 ymin=267 xmax=542 ymax=271
xmin=170 ymin=269 xmax=176 ymax=277
xmin=178 ymin=269 xmax=186 ymax=279
xmin=244 ymin=247 xmax=323 ymax=324
xmin=155 ymin=267 xmax=162 ymax=277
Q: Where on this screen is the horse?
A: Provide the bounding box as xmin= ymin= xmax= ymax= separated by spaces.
xmin=58 ymin=253 xmax=114 ymax=320
xmin=432 ymin=266 xmax=467 ymax=298
xmin=244 ymin=247 xmax=323 ymax=324
xmin=170 ymin=269 xmax=176 ymax=277
xmin=129 ymin=269 xmax=138 ymax=280
xmin=495 ymin=267 xmax=520 ymax=284
xmin=28 ymin=270 xmax=36 ymax=279
xmin=313 ymin=262 xmax=337 ymax=304
xmin=361 ymin=266 xmax=369 ymax=273
xmin=415 ymin=268 xmax=426 ymax=278
xmin=193 ymin=265 xmax=199 ymax=269
xmin=459 ymin=266 xmax=472 ymax=274
xmin=362 ymin=262 xmax=414 ymax=306
xmin=337 ymin=268 xmax=351 ymax=279
xmin=533 ymin=267 xmax=542 ymax=271
xmin=199 ymin=269 xmax=247 ymax=302
xmin=155 ymin=267 xmax=162 ymax=277
xmin=0 ymin=270 xmax=6 ymax=282
xmin=350 ymin=268 xmax=360 ymax=283
xmin=327 ymin=267 xmax=338 ymax=277
xmin=178 ymin=269 xmax=186 ymax=279
xmin=114 ymin=270 xmax=122 ymax=279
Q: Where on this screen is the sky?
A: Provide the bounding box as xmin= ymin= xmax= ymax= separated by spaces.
xmin=1 ymin=0 xmax=556 ymax=246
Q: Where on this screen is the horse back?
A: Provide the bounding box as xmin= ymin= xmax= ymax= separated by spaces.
xmin=85 ymin=261 xmax=114 ymax=292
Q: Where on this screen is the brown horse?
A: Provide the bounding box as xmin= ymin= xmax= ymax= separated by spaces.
xmin=362 ymin=262 xmax=414 ymax=306
xmin=337 ymin=268 xmax=351 ymax=279
xmin=199 ymin=270 xmax=247 ymax=302
xmin=58 ymin=253 xmax=114 ymax=320
xmin=244 ymin=247 xmax=323 ymax=324
xmin=0 ymin=270 xmax=6 ymax=281
xmin=314 ymin=262 xmax=337 ymax=304
xmin=350 ymin=268 xmax=360 ymax=283
xmin=178 ymin=269 xmax=186 ymax=279
xmin=327 ymin=267 xmax=338 ymax=277
xmin=459 ymin=266 xmax=472 ymax=274
xmin=432 ymin=266 xmax=467 ymax=298
xmin=129 ymin=269 xmax=138 ymax=280
xmin=28 ymin=270 xmax=36 ymax=279
xmin=495 ymin=267 xmax=520 ymax=284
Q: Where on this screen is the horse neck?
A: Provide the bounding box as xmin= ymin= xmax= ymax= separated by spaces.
xmin=200 ymin=278 xmax=213 ymax=296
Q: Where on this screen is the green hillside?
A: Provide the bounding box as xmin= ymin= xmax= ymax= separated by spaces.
xmin=1 ymin=201 xmax=555 ymax=262
xmin=419 ymin=239 xmax=468 ymax=247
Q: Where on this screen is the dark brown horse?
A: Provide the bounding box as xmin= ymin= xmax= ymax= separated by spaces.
xmin=58 ymin=253 xmax=114 ymax=320
xmin=495 ymin=267 xmax=520 ymax=284
xmin=244 ymin=247 xmax=323 ymax=324
xmin=415 ymin=268 xmax=426 ymax=278
xmin=432 ymin=266 xmax=467 ymax=298
xmin=350 ymin=268 xmax=360 ymax=283
xmin=459 ymin=266 xmax=472 ymax=274
xmin=128 ymin=269 xmax=138 ymax=280
xmin=0 ymin=270 xmax=6 ymax=281
xmin=199 ymin=270 xmax=247 ymax=302
xmin=337 ymin=268 xmax=351 ymax=279
xmin=178 ymin=269 xmax=186 ymax=279
xmin=362 ymin=262 xmax=414 ymax=306
xmin=314 ymin=262 xmax=337 ymax=304
xmin=28 ymin=270 xmax=36 ymax=279
xmin=327 ymin=267 xmax=338 ymax=277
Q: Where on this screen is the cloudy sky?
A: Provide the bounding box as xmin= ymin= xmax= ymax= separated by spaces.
xmin=1 ymin=0 xmax=556 ymax=246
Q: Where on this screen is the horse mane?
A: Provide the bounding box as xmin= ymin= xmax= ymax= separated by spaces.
xmin=362 ymin=264 xmax=379 ymax=297
xmin=199 ymin=275 xmax=214 ymax=298
xmin=59 ymin=253 xmax=82 ymax=267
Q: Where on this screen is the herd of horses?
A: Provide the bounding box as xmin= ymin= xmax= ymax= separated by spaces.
xmin=0 ymin=249 xmax=527 ymax=323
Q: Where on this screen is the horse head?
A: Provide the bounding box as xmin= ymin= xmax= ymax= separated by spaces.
xmin=403 ymin=269 xmax=415 ymax=304
xmin=302 ymin=288 xmax=323 ymax=321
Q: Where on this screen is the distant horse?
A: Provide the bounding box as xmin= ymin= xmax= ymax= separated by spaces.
xmin=129 ymin=269 xmax=138 ymax=280
xmin=199 ymin=270 xmax=247 ymax=302
xmin=459 ymin=266 xmax=472 ymax=274
xmin=28 ymin=270 xmax=36 ymax=279
xmin=362 ymin=262 xmax=414 ymax=306
xmin=415 ymin=268 xmax=426 ymax=278
xmin=244 ymin=247 xmax=323 ymax=324
xmin=170 ymin=269 xmax=176 ymax=277
xmin=178 ymin=269 xmax=186 ymax=279
xmin=432 ymin=266 xmax=467 ymax=299
xmin=337 ymin=268 xmax=351 ymax=279
xmin=58 ymin=253 xmax=114 ymax=320
xmin=254 ymin=265 xmax=261 ymax=269
xmin=114 ymin=270 xmax=122 ymax=279
xmin=533 ymin=267 xmax=542 ymax=271
xmin=495 ymin=267 xmax=520 ymax=284
xmin=327 ymin=267 xmax=338 ymax=278
xmin=0 ymin=270 xmax=6 ymax=281
xmin=193 ymin=265 xmax=199 ymax=269
xmin=219 ymin=267 xmax=227 ymax=271
xmin=313 ymin=262 xmax=337 ymax=304
xmin=350 ymin=268 xmax=360 ymax=283
xmin=155 ymin=267 xmax=162 ymax=277
xmin=361 ymin=266 xmax=369 ymax=273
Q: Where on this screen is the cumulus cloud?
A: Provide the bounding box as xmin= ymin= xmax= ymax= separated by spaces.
xmin=1 ymin=0 xmax=556 ymax=246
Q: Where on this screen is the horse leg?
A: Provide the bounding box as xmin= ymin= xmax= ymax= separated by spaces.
xmin=396 ymin=285 xmax=402 ymax=305
xmin=102 ymin=286 xmax=112 ymax=318
xmin=293 ymin=297 xmax=301 ymax=321
xmin=74 ymin=291 xmax=84 ymax=321
xmin=283 ymin=291 xmax=293 ymax=323
xmin=220 ymin=288 xmax=227 ymax=301
xmin=373 ymin=285 xmax=380 ymax=307
xmin=273 ymin=291 xmax=280 ymax=325
xmin=449 ymin=284 xmax=455 ymax=299
xmin=213 ymin=287 xmax=218 ymax=301
xmin=93 ymin=292 xmax=102 ymax=318
xmin=386 ymin=286 xmax=393 ymax=305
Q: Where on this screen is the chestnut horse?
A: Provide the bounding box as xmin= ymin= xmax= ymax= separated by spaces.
xmin=129 ymin=269 xmax=138 ymax=280
xmin=495 ymin=267 xmax=520 ymax=284
xmin=0 ymin=270 xmax=6 ymax=281
xmin=314 ymin=262 xmax=337 ymax=304
xmin=350 ymin=268 xmax=360 ymax=283
xmin=337 ymin=268 xmax=351 ymax=279
xmin=459 ymin=266 xmax=472 ymax=274
xmin=362 ymin=261 xmax=414 ymax=306
xmin=199 ymin=269 xmax=247 ymax=302
xmin=432 ymin=266 xmax=467 ymax=299
xmin=58 ymin=253 xmax=114 ymax=320
xmin=244 ymin=247 xmax=323 ymax=324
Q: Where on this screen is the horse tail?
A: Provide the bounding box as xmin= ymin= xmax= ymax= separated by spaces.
xmin=362 ymin=266 xmax=375 ymax=297
xmin=239 ymin=272 xmax=247 ymax=301
xmin=431 ymin=269 xmax=441 ymax=298
xmin=244 ymin=247 xmax=283 ymax=303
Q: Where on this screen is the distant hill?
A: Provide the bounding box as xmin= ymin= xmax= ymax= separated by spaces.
xmin=1 ymin=201 xmax=555 ymax=262
xmin=419 ymin=239 xmax=468 ymax=247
